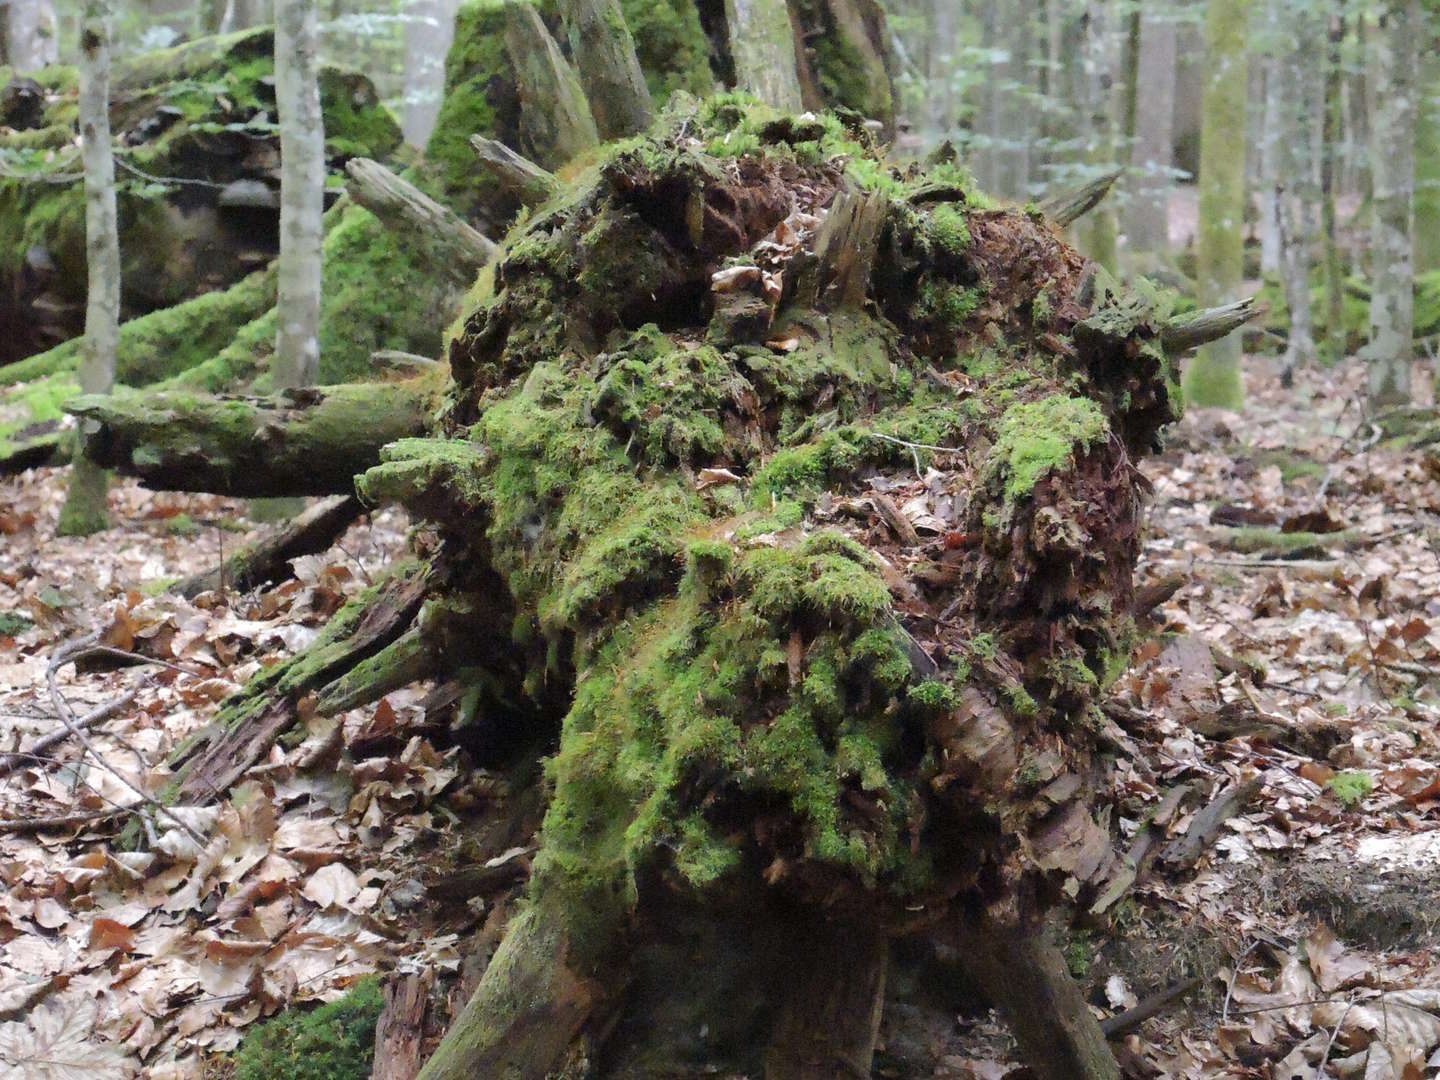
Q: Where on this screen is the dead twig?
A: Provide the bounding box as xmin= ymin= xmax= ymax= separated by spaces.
xmin=0 ymin=692 xmax=136 ymax=778
xmin=1159 ymin=775 xmax=1264 ymax=871
xmin=0 ymin=808 xmax=127 ymax=834
xmin=46 ymin=634 xmax=205 ymax=846
xmin=1314 ymin=993 xmax=1355 ymax=1080
xmin=1101 ymin=976 xmax=1202 ymax=1039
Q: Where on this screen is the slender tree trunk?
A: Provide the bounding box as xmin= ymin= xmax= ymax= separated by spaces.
xmin=1321 ymin=6 xmax=1346 ymax=361
xmin=1275 ymin=1 xmax=1324 ymax=369
xmin=1366 ymin=0 xmax=1420 ymax=405
xmin=402 ymin=0 xmax=461 ymax=148
xmin=1126 ymin=6 xmax=1176 ymax=252
xmin=58 ymin=0 xmax=118 ymax=538
xmin=6 ymin=0 xmax=59 ymax=70
xmin=1080 ymin=0 xmax=1119 ymax=271
xmin=1414 ymin=52 xmax=1440 ymax=273
xmin=1184 ymin=0 xmax=1250 ymax=409
xmin=929 ymin=0 xmax=957 ymax=141
xmin=274 ymin=0 xmax=325 ymax=391
xmin=505 ymin=1 xmax=600 ymax=169
xmin=1256 ymin=4 xmax=1283 ymax=275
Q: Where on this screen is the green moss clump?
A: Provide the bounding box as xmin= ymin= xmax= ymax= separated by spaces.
xmin=231 ymin=979 xmax=383 ymax=1080
xmin=926 ymin=203 xmax=971 ymax=255
xmin=620 ymin=0 xmax=716 ymax=105
xmin=989 ymin=394 xmax=1109 ymax=503
xmin=1326 ymin=770 xmax=1374 ymax=810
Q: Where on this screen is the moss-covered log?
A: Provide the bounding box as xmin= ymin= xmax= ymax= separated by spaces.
xmin=67 ymin=373 xmax=442 ymax=496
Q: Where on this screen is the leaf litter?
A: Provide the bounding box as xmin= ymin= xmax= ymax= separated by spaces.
xmin=3 ymin=356 xmax=1440 ymax=1077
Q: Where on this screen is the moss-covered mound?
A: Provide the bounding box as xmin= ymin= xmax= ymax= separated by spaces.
xmin=357 ymin=99 xmax=1181 ymax=1050
xmin=0 ymin=27 xmax=401 ymax=363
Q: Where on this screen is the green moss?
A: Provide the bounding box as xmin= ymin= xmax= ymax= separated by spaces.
xmin=1326 ymin=770 xmax=1374 ymax=810
xmin=164 ymin=513 xmax=201 ymax=537
xmin=231 ymin=979 xmax=382 ymax=1080
xmin=318 ymin=67 xmax=403 ymax=159
xmin=926 ymin=203 xmax=971 ymax=254
xmin=988 ymin=394 xmax=1109 ymax=503
xmin=0 ymin=374 xmax=78 ymax=459
xmin=620 ymin=0 xmax=716 ymax=105
xmin=1213 ymin=527 xmax=1354 ymax=556
xmin=0 ymin=612 xmax=33 ymax=636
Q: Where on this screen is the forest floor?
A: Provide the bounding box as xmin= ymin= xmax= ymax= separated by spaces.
xmin=1 ymin=356 xmax=1439 ymax=1077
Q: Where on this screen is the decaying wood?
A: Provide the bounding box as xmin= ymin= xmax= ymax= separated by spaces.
xmin=67 ymin=378 xmax=439 ymax=497
xmin=1160 ymin=296 xmax=1261 ymax=355
xmin=469 ymin=135 xmax=559 ymax=207
xmin=177 ymin=494 xmax=362 ymax=599
xmin=958 ymin=921 xmax=1121 ymax=1080
xmin=371 ymin=349 xmax=441 ymax=373
xmin=313 ymin=625 xmax=437 ymax=716
xmin=813 ymin=190 xmax=888 ymax=305
xmin=558 ymin=0 xmax=653 ymax=139
xmin=372 ymin=971 xmax=433 ymax=1080
xmin=1159 ymin=775 xmax=1263 ymax=871
xmin=1040 ymin=169 xmax=1122 ymax=228
xmin=344 ymin=158 xmax=496 ymax=284
xmin=175 ymin=565 xmax=429 ymax=800
xmin=504 ymin=0 xmax=599 ymax=169
xmin=1100 ymin=976 xmax=1202 ymax=1039
xmin=763 ymin=918 xmax=888 ymax=1079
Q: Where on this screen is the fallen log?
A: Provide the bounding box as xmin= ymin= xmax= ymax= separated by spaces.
xmin=66 ymin=375 xmax=441 ymax=497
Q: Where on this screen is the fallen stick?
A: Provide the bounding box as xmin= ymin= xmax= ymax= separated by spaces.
xmin=1159 ymin=776 xmax=1263 ymax=872
xmin=0 ymin=692 xmax=136 ymax=778
xmin=1100 ymin=976 xmax=1202 ymax=1039
xmin=0 ymin=808 xmax=127 ymax=834
xmin=177 ymin=494 xmax=362 ymax=599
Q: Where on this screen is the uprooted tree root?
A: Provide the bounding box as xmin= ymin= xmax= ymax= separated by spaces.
xmin=73 ymin=96 xmax=1255 ymax=1080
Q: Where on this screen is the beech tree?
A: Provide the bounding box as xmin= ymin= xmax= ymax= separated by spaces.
xmin=274 ymin=0 xmax=326 ymax=391
xmin=1366 ymin=0 xmax=1421 ymax=405
xmin=56 ymin=0 xmax=118 ymax=537
xmin=1185 ymin=0 xmax=1250 ymax=409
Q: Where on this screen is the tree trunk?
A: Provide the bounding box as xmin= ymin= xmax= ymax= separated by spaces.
xmin=1078 ymin=0 xmax=1119 ymax=272
xmin=58 ymin=0 xmax=119 ymax=538
xmin=5 ymin=0 xmax=59 ymax=71
xmin=1185 ymin=0 xmax=1250 ymax=410
xmin=274 ymin=0 xmax=326 ymax=391
xmin=1321 ymin=7 xmax=1347 ymax=362
xmin=505 ymin=1 xmax=600 ymax=170
xmin=559 ymin=0 xmax=653 ymax=140
xmin=402 ymin=0 xmax=461 ymax=148
xmin=722 ymin=0 xmax=805 ymax=111
xmin=67 ymin=377 xmax=441 ymax=497
xmin=1366 ymin=0 xmax=1419 ymax=405
xmin=1274 ymin=0 xmax=1324 ymax=369
xmin=1412 ymin=48 xmax=1440 ymax=274
xmin=344 ymin=157 xmax=497 ymax=285
xmin=1127 ymin=8 xmax=1176 ymax=253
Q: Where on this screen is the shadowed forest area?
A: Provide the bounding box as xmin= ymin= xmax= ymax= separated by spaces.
xmin=1 ymin=1 xmax=1440 ymax=1078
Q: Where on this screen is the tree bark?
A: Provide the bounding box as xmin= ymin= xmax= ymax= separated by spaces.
xmin=1415 ymin=51 xmax=1440 ymax=274
xmin=1366 ymin=0 xmax=1420 ymax=405
xmin=723 ymin=0 xmax=805 ymax=111
xmin=1126 ymin=8 xmax=1176 ymax=252
xmin=68 ymin=379 xmax=440 ymax=497
xmin=1320 ymin=7 xmax=1347 ymax=362
xmin=1185 ymin=0 xmax=1250 ymax=410
xmin=5 ymin=0 xmax=59 ymax=71
xmin=344 ymin=157 xmax=497 ymax=284
xmin=402 ymin=0 xmax=461 ymax=148
xmin=559 ymin=0 xmax=653 ymax=140
xmin=1273 ymin=0 xmax=1324 ymax=369
xmin=58 ymin=0 xmax=119 ymax=539
xmin=505 ymin=0 xmax=599 ymax=170
xmin=274 ymin=0 xmax=326 ymax=390
xmin=469 ymin=135 xmax=559 ymax=207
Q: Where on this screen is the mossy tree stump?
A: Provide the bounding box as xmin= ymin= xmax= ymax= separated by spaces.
xmin=72 ymin=95 xmax=1259 ymax=1077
